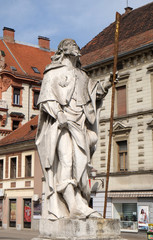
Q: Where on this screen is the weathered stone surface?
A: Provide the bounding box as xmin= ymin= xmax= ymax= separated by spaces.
xmin=32 ymin=218 xmax=126 ymax=240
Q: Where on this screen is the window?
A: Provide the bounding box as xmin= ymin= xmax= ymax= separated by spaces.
xmin=12 ymin=120 xmax=20 ymax=131
xmin=33 ymin=91 xmax=39 ymax=109
xmin=31 ymin=67 xmax=40 ymax=74
xmin=10 ymin=66 xmax=17 ymax=71
xmin=116 ymin=86 xmax=126 ymax=116
xmin=113 ymin=203 xmax=137 ymax=231
xmin=117 ymin=141 xmax=128 ymax=171
xmin=25 ymin=155 xmax=32 ymax=177
xmin=10 ymin=157 xmax=16 ymax=179
xmin=13 ymin=88 xmax=20 ymax=105
xmin=0 ymin=159 xmax=3 ymax=179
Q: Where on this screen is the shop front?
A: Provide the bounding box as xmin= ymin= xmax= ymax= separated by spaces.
xmin=113 ymin=200 xmax=138 ymax=232
xmin=0 ymin=199 xmax=3 ymax=227
xmin=109 ymin=191 xmax=153 ymax=233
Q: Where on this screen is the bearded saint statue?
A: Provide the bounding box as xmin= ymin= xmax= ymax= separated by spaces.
xmin=36 ymin=39 xmax=113 ymax=220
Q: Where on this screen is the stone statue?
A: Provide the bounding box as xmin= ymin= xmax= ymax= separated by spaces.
xmin=36 ymin=39 xmax=112 ymax=220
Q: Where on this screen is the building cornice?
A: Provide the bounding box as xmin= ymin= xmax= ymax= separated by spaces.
xmin=0 ymin=139 xmax=36 ymax=154
xmin=82 ymin=42 xmax=153 ymax=71
xmin=97 ymin=169 xmax=153 ymax=178
xmin=100 ymin=109 xmax=153 ymax=123
xmin=0 ymin=70 xmax=42 ymax=85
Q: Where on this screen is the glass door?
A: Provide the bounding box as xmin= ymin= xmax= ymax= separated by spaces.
xmin=9 ymin=199 xmax=16 ymax=227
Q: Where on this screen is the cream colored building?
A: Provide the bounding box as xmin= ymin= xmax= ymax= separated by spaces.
xmin=81 ymin=3 xmax=153 ymax=232
xmin=0 ymin=116 xmax=43 ymax=230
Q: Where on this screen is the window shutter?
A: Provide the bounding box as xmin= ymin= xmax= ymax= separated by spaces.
xmin=117 ymin=86 xmax=126 ymax=116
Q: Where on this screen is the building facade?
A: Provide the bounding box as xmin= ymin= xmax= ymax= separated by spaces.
xmin=0 ymin=116 xmax=43 ymax=230
xmin=0 ymin=27 xmax=54 ymax=138
xmin=81 ymin=3 xmax=153 ymax=232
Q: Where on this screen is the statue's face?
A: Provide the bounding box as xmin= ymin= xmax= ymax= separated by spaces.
xmin=63 ymin=39 xmax=81 ymax=57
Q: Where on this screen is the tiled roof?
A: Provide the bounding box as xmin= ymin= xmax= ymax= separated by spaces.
xmin=81 ymin=2 xmax=153 ymax=67
xmin=0 ymin=115 xmax=38 ymax=147
xmin=0 ymin=40 xmax=54 ymax=79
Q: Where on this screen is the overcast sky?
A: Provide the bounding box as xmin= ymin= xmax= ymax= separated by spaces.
xmin=0 ymin=0 xmax=152 ymax=50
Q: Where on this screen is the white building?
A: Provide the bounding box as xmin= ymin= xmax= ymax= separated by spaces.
xmin=81 ymin=3 xmax=153 ymax=232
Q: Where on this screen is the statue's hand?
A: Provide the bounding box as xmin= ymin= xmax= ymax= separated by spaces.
xmin=103 ymin=72 xmax=119 ymax=92
xmin=109 ymin=71 xmax=119 ymax=85
xmin=57 ymin=111 xmax=68 ymax=129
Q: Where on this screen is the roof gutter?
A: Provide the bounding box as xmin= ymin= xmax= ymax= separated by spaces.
xmin=82 ymin=41 xmax=153 ymax=70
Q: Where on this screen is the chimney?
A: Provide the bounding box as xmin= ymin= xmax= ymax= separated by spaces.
xmin=124 ymin=7 xmax=133 ymax=13
xmin=38 ymin=36 xmax=50 ymax=50
xmin=3 ymin=27 xmax=15 ymax=43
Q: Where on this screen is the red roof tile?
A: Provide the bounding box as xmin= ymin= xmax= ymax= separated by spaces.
xmin=0 ymin=40 xmax=54 ymax=79
xmin=81 ymin=2 xmax=153 ymax=66
xmin=0 ymin=115 xmax=38 ymax=147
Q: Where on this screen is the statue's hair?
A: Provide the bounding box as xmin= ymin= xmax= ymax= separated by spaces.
xmin=51 ymin=39 xmax=81 ymax=68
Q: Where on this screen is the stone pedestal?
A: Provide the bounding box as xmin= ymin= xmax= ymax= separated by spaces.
xmin=32 ymin=218 xmax=126 ymax=240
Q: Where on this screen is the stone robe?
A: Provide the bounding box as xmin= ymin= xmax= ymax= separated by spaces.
xmin=36 ymin=64 xmax=107 ymax=219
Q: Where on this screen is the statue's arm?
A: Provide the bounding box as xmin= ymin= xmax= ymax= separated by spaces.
xmin=96 ymin=72 xmax=119 ymax=100
xmin=41 ymin=101 xmax=63 ymax=119
xmin=41 ymin=101 xmax=68 ymax=129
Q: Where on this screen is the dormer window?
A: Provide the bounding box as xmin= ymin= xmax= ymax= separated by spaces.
xmin=31 ymin=67 xmax=40 ymax=74
xmin=10 ymin=66 xmax=17 ymax=71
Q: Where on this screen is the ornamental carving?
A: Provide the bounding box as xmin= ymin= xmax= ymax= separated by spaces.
xmin=113 ymin=122 xmax=132 ymax=135
xmin=2 ymin=77 xmax=12 ymax=92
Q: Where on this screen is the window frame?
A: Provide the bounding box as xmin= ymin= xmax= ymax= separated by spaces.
xmin=116 ymin=85 xmax=127 ymax=116
xmin=31 ymin=67 xmax=40 ymax=74
xmin=25 ymin=155 xmax=32 ymax=178
xmin=32 ymin=90 xmax=40 ymax=109
xmin=112 ymin=122 xmax=131 ymax=173
xmin=10 ymin=157 xmax=17 ymax=179
xmin=115 ymin=73 xmax=129 ymax=117
xmin=117 ymin=140 xmax=128 ymax=172
xmin=12 ymin=120 xmax=20 ymax=131
xmin=12 ymin=86 xmax=23 ymax=107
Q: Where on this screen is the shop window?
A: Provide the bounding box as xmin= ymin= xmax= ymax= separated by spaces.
xmin=13 ymin=88 xmax=20 ymax=105
xmin=25 ymin=155 xmax=32 ymax=178
xmin=12 ymin=120 xmax=20 ymax=131
xmin=9 ymin=199 xmax=16 ymax=227
xmin=0 ymin=199 xmax=2 ymax=227
xmin=33 ymin=201 xmax=42 ymax=219
xmin=114 ymin=203 xmax=137 ymax=231
xmin=33 ymin=91 xmax=39 ymax=109
xmin=89 ymin=198 xmax=93 ymax=208
xmin=117 ymin=141 xmax=128 ymax=172
xmin=0 ymin=159 xmax=3 ymax=179
xmin=116 ymin=86 xmax=126 ymax=116
xmin=10 ymin=157 xmax=16 ymax=179
xmin=24 ymin=199 xmax=31 ymax=228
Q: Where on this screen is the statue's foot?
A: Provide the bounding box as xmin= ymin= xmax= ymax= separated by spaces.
xmin=69 ymin=204 xmax=102 ymax=219
xmin=87 ymin=211 xmax=102 ymax=218
xmin=70 ymin=207 xmax=86 ymax=219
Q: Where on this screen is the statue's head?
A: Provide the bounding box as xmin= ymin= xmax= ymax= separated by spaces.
xmin=51 ymin=39 xmax=81 ymax=67
xmin=58 ymin=39 xmax=81 ymax=57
